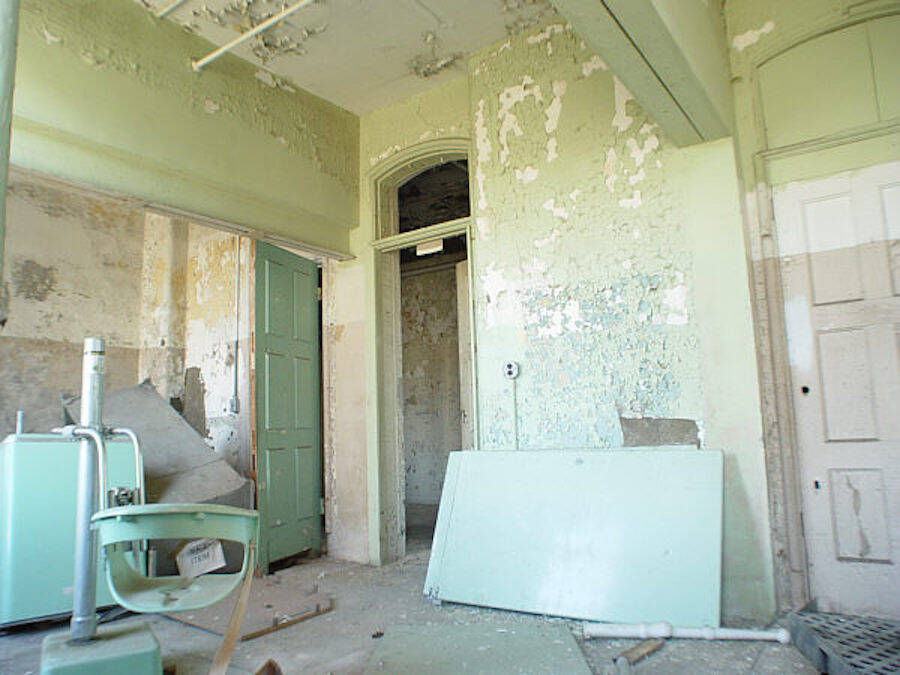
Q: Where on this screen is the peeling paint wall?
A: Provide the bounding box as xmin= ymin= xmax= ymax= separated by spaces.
xmin=1 ymin=170 xmax=254 ymax=474
xmin=401 ymin=266 xmax=461 ymax=506
xmin=0 ymin=171 xmax=143 ymax=435
xmin=353 ymin=24 xmax=774 ymax=621
xmin=322 ymin=76 xmax=473 ymax=564
xmin=466 ymin=23 xmax=772 ymax=623
xmin=12 ymin=0 xmax=359 ymax=254
xmin=470 ymin=25 xmax=701 ymax=451
xmin=138 ymin=214 xmax=254 ymax=473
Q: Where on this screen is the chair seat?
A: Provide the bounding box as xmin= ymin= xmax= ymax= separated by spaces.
xmin=92 ymin=503 xmax=258 ymax=613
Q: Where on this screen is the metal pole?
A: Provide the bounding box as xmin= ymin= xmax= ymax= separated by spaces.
xmin=0 ymin=0 xmax=21 ymax=283
xmin=70 ymin=337 xmax=105 ymax=642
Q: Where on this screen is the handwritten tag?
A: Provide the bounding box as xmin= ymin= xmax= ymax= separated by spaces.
xmin=176 ymin=538 xmax=226 ymax=578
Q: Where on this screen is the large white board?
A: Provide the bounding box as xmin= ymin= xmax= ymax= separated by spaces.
xmin=424 ymin=449 xmax=723 ymax=627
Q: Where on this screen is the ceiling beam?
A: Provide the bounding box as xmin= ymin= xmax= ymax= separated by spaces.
xmin=551 ymin=0 xmax=732 ymax=147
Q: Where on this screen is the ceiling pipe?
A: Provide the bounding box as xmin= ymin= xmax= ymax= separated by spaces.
xmin=156 ymin=0 xmax=190 ymax=18
xmin=192 ymin=0 xmax=315 ymax=71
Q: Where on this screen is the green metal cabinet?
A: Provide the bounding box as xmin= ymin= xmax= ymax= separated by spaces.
xmin=0 ymin=434 xmax=138 ymax=626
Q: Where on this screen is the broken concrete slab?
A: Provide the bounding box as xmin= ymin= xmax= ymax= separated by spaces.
xmin=65 ymin=381 xmax=250 ymax=507
xmin=425 ymin=449 xmax=723 ymax=627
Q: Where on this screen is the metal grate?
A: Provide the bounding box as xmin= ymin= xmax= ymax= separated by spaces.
xmin=790 ymin=612 xmax=900 ymax=674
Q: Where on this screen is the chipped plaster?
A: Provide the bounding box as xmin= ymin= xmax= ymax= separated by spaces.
xmin=731 ymin=20 xmax=775 ymax=51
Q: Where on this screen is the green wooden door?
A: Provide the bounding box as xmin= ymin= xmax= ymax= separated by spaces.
xmin=254 ymin=242 xmax=321 ymax=573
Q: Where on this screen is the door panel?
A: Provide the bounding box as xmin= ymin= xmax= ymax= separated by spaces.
xmin=255 ymin=242 xmax=321 ymax=572
xmin=774 ymin=161 xmax=900 ymax=617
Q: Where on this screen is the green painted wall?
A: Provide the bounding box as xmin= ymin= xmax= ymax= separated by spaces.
xmin=10 ymin=0 xmax=358 ymax=254
xmin=357 ymin=26 xmax=774 ymax=622
xmin=355 ymin=76 xmax=472 ymax=564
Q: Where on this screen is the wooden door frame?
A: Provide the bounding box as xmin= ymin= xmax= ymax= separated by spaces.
xmin=733 ymin=7 xmax=900 ymax=612
xmin=367 ymin=138 xmax=478 ymax=564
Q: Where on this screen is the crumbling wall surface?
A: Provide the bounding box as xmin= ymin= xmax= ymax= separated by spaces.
xmin=469 ymin=25 xmax=701 ymax=450
xmin=139 ymin=213 xmax=254 ymax=474
xmin=324 ymin=76 xmax=472 ymax=564
xmin=0 ymin=171 xmax=143 ymax=436
xmin=12 ymin=0 xmax=359 ymax=254
xmin=401 ymin=266 xmax=461 ymax=506
xmin=325 ymin=260 xmax=369 ymax=563
xmin=467 ymin=24 xmax=773 ymax=623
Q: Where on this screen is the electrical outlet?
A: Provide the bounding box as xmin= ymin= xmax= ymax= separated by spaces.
xmin=502 ymin=361 xmax=520 ymax=379
xmin=228 ymin=396 xmax=240 ymax=413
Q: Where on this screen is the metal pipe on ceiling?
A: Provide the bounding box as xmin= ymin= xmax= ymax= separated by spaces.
xmin=156 ymin=0 xmax=190 ymax=18
xmin=192 ymin=0 xmax=315 ymax=72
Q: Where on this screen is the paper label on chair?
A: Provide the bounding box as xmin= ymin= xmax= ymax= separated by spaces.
xmin=176 ymin=538 xmax=226 ymax=578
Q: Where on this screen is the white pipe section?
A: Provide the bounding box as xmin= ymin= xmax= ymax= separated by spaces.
xmin=156 ymin=0 xmax=189 ymax=18
xmin=192 ymin=0 xmax=315 ymax=71
xmin=583 ymin=621 xmax=790 ymax=644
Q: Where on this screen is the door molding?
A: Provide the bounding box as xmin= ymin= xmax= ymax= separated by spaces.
xmin=733 ymin=7 xmax=900 ymax=612
xmin=366 ymin=137 xmax=477 ymax=564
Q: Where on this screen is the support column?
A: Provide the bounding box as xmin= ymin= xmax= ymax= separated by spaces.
xmin=0 ymin=0 xmax=21 ymax=283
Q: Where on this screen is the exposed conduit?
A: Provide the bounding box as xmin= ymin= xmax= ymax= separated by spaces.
xmin=192 ymin=0 xmax=316 ymax=71
xmin=583 ymin=621 xmax=790 ymax=643
xmin=156 ymin=0 xmax=190 ymax=19
xmin=230 ymin=235 xmax=241 ymax=413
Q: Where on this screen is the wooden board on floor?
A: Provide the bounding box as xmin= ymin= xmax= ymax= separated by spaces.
xmin=165 ymin=579 xmax=332 ymax=641
xmin=425 ymin=449 xmax=723 ymax=627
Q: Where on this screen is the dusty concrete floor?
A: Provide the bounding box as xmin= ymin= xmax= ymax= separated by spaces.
xmin=0 ymin=534 xmax=817 ymax=674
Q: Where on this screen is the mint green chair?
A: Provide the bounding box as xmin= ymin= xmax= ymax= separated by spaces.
xmin=92 ymin=504 xmax=258 ymax=614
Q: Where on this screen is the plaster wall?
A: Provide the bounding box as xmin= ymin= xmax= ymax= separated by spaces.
xmin=1 ymin=172 xmax=254 ymax=474
xmin=401 ymin=266 xmax=462 ymax=506
xmin=357 ymin=26 xmax=773 ymax=622
xmin=9 ymin=0 xmax=359 ymax=259
xmin=0 ymin=171 xmax=142 ymax=436
xmin=140 ymin=215 xmax=254 ymax=473
xmin=316 ymin=77 xmax=473 ymax=565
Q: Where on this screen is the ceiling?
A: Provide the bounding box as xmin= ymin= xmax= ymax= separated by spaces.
xmin=139 ymin=0 xmax=557 ymax=114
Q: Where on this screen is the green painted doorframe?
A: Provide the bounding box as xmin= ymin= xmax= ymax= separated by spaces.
xmin=364 ymin=137 xmax=478 ymax=566
xmin=0 ymin=0 xmax=21 ymax=283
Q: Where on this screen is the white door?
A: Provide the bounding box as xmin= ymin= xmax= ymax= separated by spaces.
xmin=773 ymin=161 xmax=900 ymax=618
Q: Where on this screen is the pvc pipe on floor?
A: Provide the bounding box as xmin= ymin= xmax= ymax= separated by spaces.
xmin=583 ymin=621 xmax=790 ymax=644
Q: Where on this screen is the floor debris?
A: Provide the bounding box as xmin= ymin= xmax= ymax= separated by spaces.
xmin=164 ymin=579 xmax=332 ymax=642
